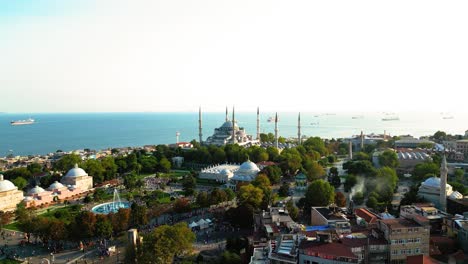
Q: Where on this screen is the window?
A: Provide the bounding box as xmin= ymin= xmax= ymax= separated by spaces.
xmin=416 ymin=238 xmax=421 ymax=243
xmin=392 ymin=250 xmax=398 ymax=255
xmin=415 ymin=248 xmax=420 ymax=254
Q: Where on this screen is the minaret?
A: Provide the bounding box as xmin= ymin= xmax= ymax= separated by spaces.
xmin=198 ymin=107 xmax=203 ymax=144
xmin=297 ymin=112 xmax=301 ymax=145
xmin=349 ymin=141 xmax=353 ymax=160
xmin=360 ymin=130 xmax=364 ymax=150
xmin=232 ymin=106 xmax=237 ymax=144
xmin=225 ymin=106 xmax=229 ymax=122
xmin=176 ymin=131 xmax=180 ymax=144
xmin=275 ymin=112 xmax=279 ymax=149
xmin=440 ymin=154 xmax=448 ymax=212
xmin=256 ymin=107 xmax=260 ymax=140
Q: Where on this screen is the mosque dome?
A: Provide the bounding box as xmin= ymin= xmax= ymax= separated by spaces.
xmin=220 ymin=168 xmax=232 ymax=176
xmin=65 ymin=164 xmax=88 ymax=178
xmin=421 ymin=177 xmax=441 ymax=188
xmin=28 ymin=186 xmax=46 ymax=196
xmin=48 ymin=181 xmax=65 ymax=191
xmin=221 ymin=121 xmax=233 ymax=128
xmin=0 ymin=174 xmax=16 ymax=192
xmin=238 ymin=160 xmax=260 ymax=174
xmin=450 ymin=191 xmax=463 ymax=200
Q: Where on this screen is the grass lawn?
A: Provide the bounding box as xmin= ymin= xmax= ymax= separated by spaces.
xmin=0 ymin=259 xmax=21 ymax=264
xmin=3 ymin=221 xmax=20 ymax=231
xmin=40 ymin=204 xmax=83 ymax=224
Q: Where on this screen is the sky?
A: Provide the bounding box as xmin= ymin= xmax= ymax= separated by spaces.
xmin=1 ymin=0 xmax=467 ymax=113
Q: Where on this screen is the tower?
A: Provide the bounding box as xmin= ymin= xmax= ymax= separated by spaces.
xmin=360 ymin=130 xmax=364 ymax=150
xmin=225 ymin=106 xmax=228 ymax=122
xmin=298 ymin=112 xmax=301 ymax=145
xmin=176 ymin=131 xmax=180 ymax=144
xmin=275 ymin=112 xmax=279 ymax=149
xmin=232 ymin=106 xmax=237 ymax=144
xmin=256 ymin=107 xmax=260 ymax=140
xmin=198 ymin=107 xmax=203 ymax=144
xmin=349 ymin=141 xmax=353 ymax=160
xmin=440 ymin=154 xmax=448 ymax=212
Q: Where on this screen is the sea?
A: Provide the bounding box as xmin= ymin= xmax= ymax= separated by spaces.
xmin=0 ymin=112 xmax=467 ymax=156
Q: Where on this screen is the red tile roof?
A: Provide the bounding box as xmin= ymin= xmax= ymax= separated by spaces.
xmin=300 ymin=241 xmax=358 ymax=260
xmin=407 ymin=255 xmax=440 ymax=264
xmin=354 ymin=208 xmax=378 ymax=224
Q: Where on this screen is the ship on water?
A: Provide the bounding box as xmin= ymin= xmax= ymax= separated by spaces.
xmin=382 ymin=116 xmax=399 ymax=121
xmin=10 ymin=118 xmax=35 ymax=126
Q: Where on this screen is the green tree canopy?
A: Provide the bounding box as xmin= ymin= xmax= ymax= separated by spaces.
xmin=138 ymin=223 xmax=195 ymax=264
xmin=54 ymin=154 xmax=81 ymax=172
xmin=305 ymin=180 xmax=335 ymax=207
xmin=237 ymin=184 xmax=264 ymax=209
xmin=378 ymin=150 xmax=399 ymax=168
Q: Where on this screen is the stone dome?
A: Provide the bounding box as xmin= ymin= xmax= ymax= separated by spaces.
xmin=28 ymin=186 xmax=46 ymax=196
xmin=421 ymin=176 xmax=453 ymax=189
xmin=0 ymin=174 xmax=16 ymax=192
xmin=450 ymin=191 xmax=463 ymax=200
xmin=220 ymin=168 xmax=232 ymax=176
xmin=65 ymin=164 xmax=88 ymax=178
xmin=48 ymin=181 xmax=65 ymax=191
xmin=239 ymin=160 xmax=260 ymax=173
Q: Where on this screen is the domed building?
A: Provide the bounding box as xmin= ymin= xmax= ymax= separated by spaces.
xmin=228 ymin=160 xmax=261 ymax=189
xmin=418 ymin=176 xmax=453 ymax=209
xmin=203 ymin=107 xmax=259 ymax=147
xmin=199 ymin=164 xmax=239 ymax=183
xmin=61 ymin=164 xmax=93 ymax=191
xmin=0 ymin=174 xmax=24 ymax=211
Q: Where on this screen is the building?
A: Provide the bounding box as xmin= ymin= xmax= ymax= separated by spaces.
xmin=268 ymin=234 xmax=299 ymax=264
xmin=227 ymin=160 xmax=261 ymax=189
xmin=454 ymin=219 xmax=468 ymax=253
xmin=396 ymin=149 xmax=432 ymax=174
xmin=299 ymin=239 xmax=359 ymax=264
xmin=60 ymin=164 xmax=93 ymax=192
xmin=311 ymin=206 xmax=351 ymax=234
xmin=400 ymin=204 xmax=449 ymax=234
xmin=377 ymin=218 xmax=430 ymax=263
xmin=341 ymin=231 xmax=389 ymax=264
xmin=456 ymin=140 xmax=468 ymax=159
xmin=24 ymin=181 xmax=86 ymax=208
xmin=199 ymin=164 xmax=239 ymax=183
xmin=295 ymin=173 xmax=307 ymax=192
xmin=0 ymin=174 xmax=24 ymax=212
xmin=256 ymin=206 xmax=298 ymax=239
xmin=418 ymin=177 xmax=453 ymax=211
xmin=203 ymin=107 xmax=260 ymax=147
xmin=394 ymin=137 xmax=435 ymax=149
xmin=344 ymin=132 xmax=386 ymax=151
xmin=249 ymin=247 xmax=269 ymax=264
xmin=354 ymin=208 xmax=378 ymax=228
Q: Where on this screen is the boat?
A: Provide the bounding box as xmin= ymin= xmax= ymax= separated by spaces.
xmin=442 ymin=116 xmax=454 ymax=119
xmin=352 ymin=115 xmax=364 ymax=119
xmin=382 ymin=116 xmax=399 ymax=121
xmin=310 ymin=122 xmax=319 ymax=126
xmin=10 ymin=118 xmax=35 ymax=125
xmin=267 ymin=117 xmax=273 ymax=122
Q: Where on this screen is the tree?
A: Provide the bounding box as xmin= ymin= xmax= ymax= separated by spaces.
xmin=210 ymin=188 xmax=228 ymax=205
xmin=83 ymin=159 xmax=105 ymax=184
xmin=0 ymin=211 xmax=13 ymax=229
xmin=224 ymin=188 xmax=236 ymax=201
xmin=413 ymin=162 xmax=439 ymax=181
xmin=366 ymin=196 xmax=378 ymax=210
xmin=110 ymin=208 xmax=131 ymax=233
xmin=344 ymin=175 xmax=357 ymax=192
xmin=454 ymin=168 xmax=465 ymax=183
xmin=101 ymin=156 xmax=118 ymax=181
xmin=182 ymin=175 xmax=197 ymax=196
xmin=173 ymin=198 xmax=192 ymax=213
xmin=352 ymin=192 xmax=364 ymax=205
xmin=329 ymin=167 xmax=339 ymax=177
xmin=252 ymin=174 xmax=271 ymax=188
xmin=353 ymin=152 xmax=370 ymax=161
xmin=449 ymin=181 xmax=467 ymax=195
xmin=138 ymin=223 xmax=195 ymax=263
xmin=237 ymin=184 xmax=264 ymax=209
xmin=335 ymin=192 xmax=346 ymax=207
xmin=123 ymin=172 xmax=143 ymax=190
xmin=278 ymin=182 xmax=290 ymax=197
xmin=12 ymin=177 xmax=28 ymax=190
xmin=220 ymin=251 xmax=241 ymax=264
xmin=262 ymin=165 xmax=282 ymax=184
xmin=196 ymin=191 xmax=210 ymax=207
xmin=303 ymin=161 xmax=325 ymax=181
xmin=378 ymin=150 xmax=399 ymax=168
xmin=329 ymin=175 xmax=341 ymax=188
xmin=130 ymin=203 xmax=148 ymax=227
xmin=432 ymin=131 xmax=447 ymax=142
xmin=305 ymin=180 xmax=335 ymax=207
xmin=54 ymin=154 xmax=81 ymax=172
xmin=158 ymin=157 xmax=172 ymax=173
xmin=95 ymin=215 xmax=113 ymax=239
xmin=285 ymin=200 xmax=299 ymax=221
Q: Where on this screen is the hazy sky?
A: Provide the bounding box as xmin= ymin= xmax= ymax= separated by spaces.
xmin=1 ymin=0 xmax=467 ymax=113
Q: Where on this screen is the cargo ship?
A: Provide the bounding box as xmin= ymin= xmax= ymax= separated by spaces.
xmin=10 ymin=118 xmax=35 ymax=125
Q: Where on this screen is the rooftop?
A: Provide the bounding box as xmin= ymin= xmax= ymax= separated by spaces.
xmin=314 ymin=207 xmax=349 ymax=221
xmin=300 ymin=240 xmax=358 ymax=260
xmin=380 ymin=218 xmax=423 ymax=229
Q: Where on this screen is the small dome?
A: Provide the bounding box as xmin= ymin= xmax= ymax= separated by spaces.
xmin=221 ymin=121 xmax=233 ymax=128
xmin=220 ymin=169 xmax=232 ymax=176
xmin=28 ymin=185 xmax=46 ymax=195
xmin=48 ymin=181 xmax=65 ymax=191
xmin=422 ymin=177 xmax=441 ymax=188
xmin=239 ymin=160 xmax=260 ymax=173
xmin=65 ymin=164 xmax=87 ymax=178
xmin=450 ymin=191 xmax=463 ymax=200
xmin=0 ymin=174 xmax=17 ymax=192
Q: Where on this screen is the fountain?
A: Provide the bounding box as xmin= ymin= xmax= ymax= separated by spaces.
xmin=91 ymin=188 xmax=130 ymax=214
